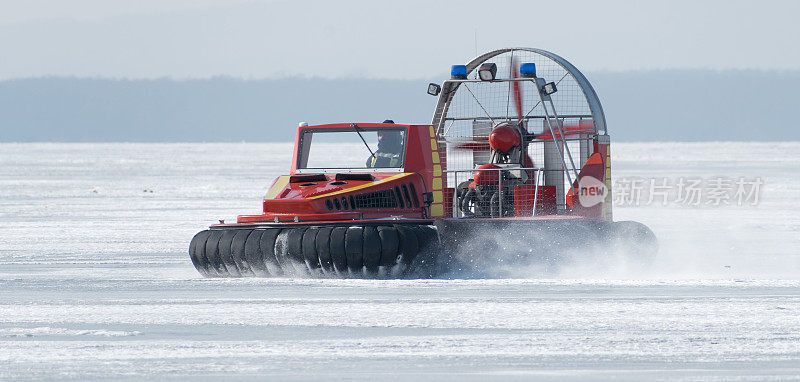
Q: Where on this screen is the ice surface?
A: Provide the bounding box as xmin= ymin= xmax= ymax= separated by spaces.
xmin=0 ymin=142 xmax=799 ymax=380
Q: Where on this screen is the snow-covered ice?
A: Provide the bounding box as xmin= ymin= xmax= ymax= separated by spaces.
xmin=1 ymin=142 xmax=799 ymax=380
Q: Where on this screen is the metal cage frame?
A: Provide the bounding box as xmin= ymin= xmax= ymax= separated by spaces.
xmin=431 ymin=47 xmax=607 ymax=137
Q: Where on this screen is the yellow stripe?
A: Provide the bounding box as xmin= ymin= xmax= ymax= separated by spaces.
xmin=429 ymin=125 xmax=435 ymax=137
xmin=432 ymin=178 xmax=442 ymax=190
xmin=308 ymin=173 xmax=413 ymax=199
xmin=432 ymin=164 xmax=441 ymax=177
xmin=431 ymin=204 xmax=444 ymax=217
xmin=433 ymin=191 xmax=442 ymax=203
xmin=432 ymin=151 xmax=440 ymax=164
xmin=430 ymin=139 xmax=438 ymax=150
xmin=265 ymin=175 xmax=290 ymax=199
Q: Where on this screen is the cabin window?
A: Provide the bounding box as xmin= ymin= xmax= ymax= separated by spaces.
xmin=297 ymin=127 xmax=406 ymax=171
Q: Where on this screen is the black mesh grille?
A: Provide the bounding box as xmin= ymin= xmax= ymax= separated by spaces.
xmin=352 ymin=189 xmax=399 ymax=209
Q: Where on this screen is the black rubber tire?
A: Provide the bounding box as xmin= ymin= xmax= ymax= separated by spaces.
xmin=189 ymin=230 xmax=212 ymax=277
xmin=191 ymin=224 xmax=442 ymax=279
xmin=345 ymin=226 xmax=364 ymax=274
xmin=377 ymin=226 xmax=400 ymax=267
xmin=490 ymin=191 xmax=500 ymax=218
xmin=244 ymin=230 xmax=269 ymax=276
xmin=460 ymin=187 xmax=477 ymax=216
xmin=231 ymin=229 xmax=254 ymax=276
xmin=204 ymin=230 xmax=225 ymax=277
xmin=329 ymin=227 xmax=348 ymax=274
xmin=315 ymin=227 xmax=334 ymax=273
xmin=395 ymin=225 xmax=419 ymax=265
xmin=274 ymin=229 xmax=292 ymax=274
xmin=259 ymin=228 xmax=281 ymax=276
xmin=286 ymin=227 xmax=308 ymax=275
xmin=302 ymin=227 xmax=321 ymax=272
xmin=362 ymin=226 xmax=381 ymax=274
xmin=218 ymin=229 xmax=242 ymax=277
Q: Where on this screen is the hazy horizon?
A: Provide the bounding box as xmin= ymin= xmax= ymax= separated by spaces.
xmin=2 ymin=69 xmax=799 ymax=142
xmin=2 ymin=0 xmax=798 ymax=142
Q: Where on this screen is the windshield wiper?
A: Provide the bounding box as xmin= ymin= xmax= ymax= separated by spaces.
xmin=351 ymin=123 xmax=376 ymax=159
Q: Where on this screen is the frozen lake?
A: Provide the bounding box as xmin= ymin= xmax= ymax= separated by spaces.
xmin=1 ymin=142 xmax=799 ymax=380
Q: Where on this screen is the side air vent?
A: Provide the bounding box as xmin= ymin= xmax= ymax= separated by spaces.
xmin=290 ymin=174 xmax=327 ymax=183
xmin=401 ymin=184 xmax=412 ymax=207
xmin=408 ymin=183 xmax=420 ymax=208
xmin=394 ymin=186 xmax=405 ymax=209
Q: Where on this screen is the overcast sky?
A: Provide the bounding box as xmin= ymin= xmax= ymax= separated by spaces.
xmin=0 ymin=0 xmax=798 ymax=80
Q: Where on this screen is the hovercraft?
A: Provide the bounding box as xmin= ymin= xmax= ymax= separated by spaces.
xmin=190 ymin=48 xmax=657 ymax=278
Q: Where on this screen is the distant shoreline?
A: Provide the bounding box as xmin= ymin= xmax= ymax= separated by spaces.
xmin=2 ymin=71 xmax=798 ymax=142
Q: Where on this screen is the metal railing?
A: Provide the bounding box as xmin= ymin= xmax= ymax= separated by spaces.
xmin=445 ymin=166 xmax=543 ymax=218
xmin=441 ymin=115 xmax=593 ymax=122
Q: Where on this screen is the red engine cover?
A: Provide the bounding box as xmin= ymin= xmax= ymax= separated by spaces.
xmin=474 ymin=164 xmax=501 ymax=186
xmin=489 ymin=125 xmax=521 ymax=154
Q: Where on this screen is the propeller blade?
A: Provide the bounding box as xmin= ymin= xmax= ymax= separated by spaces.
xmin=510 ymin=56 xmax=523 ymax=124
xmin=454 ymin=136 xmax=490 ymax=151
xmin=455 ymin=142 xmax=491 ymax=150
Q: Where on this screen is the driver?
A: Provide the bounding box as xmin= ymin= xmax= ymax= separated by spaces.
xmin=366 ymin=122 xmax=403 ymax=168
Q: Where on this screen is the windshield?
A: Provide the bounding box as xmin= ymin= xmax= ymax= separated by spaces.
xmin=297 ymin=127 xmax=406 ymax=171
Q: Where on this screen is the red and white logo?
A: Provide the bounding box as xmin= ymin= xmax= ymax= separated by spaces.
xmin=578 ymin=176 xmax=607 ymax=207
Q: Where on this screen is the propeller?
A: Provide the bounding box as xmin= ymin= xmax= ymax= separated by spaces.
xmin=454 ymin=53 xmax=538 ymax=180
xmin=454 ymin=140 xmax=489 ymax=150
xmin=509 ymin=54 xmax=536 ymax=174
xmin=510 ymin=55 xmax=524 ymax=125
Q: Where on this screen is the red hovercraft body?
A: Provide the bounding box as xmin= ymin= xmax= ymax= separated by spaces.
xmin=189 ymin=48 xmax=657 ymax=278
